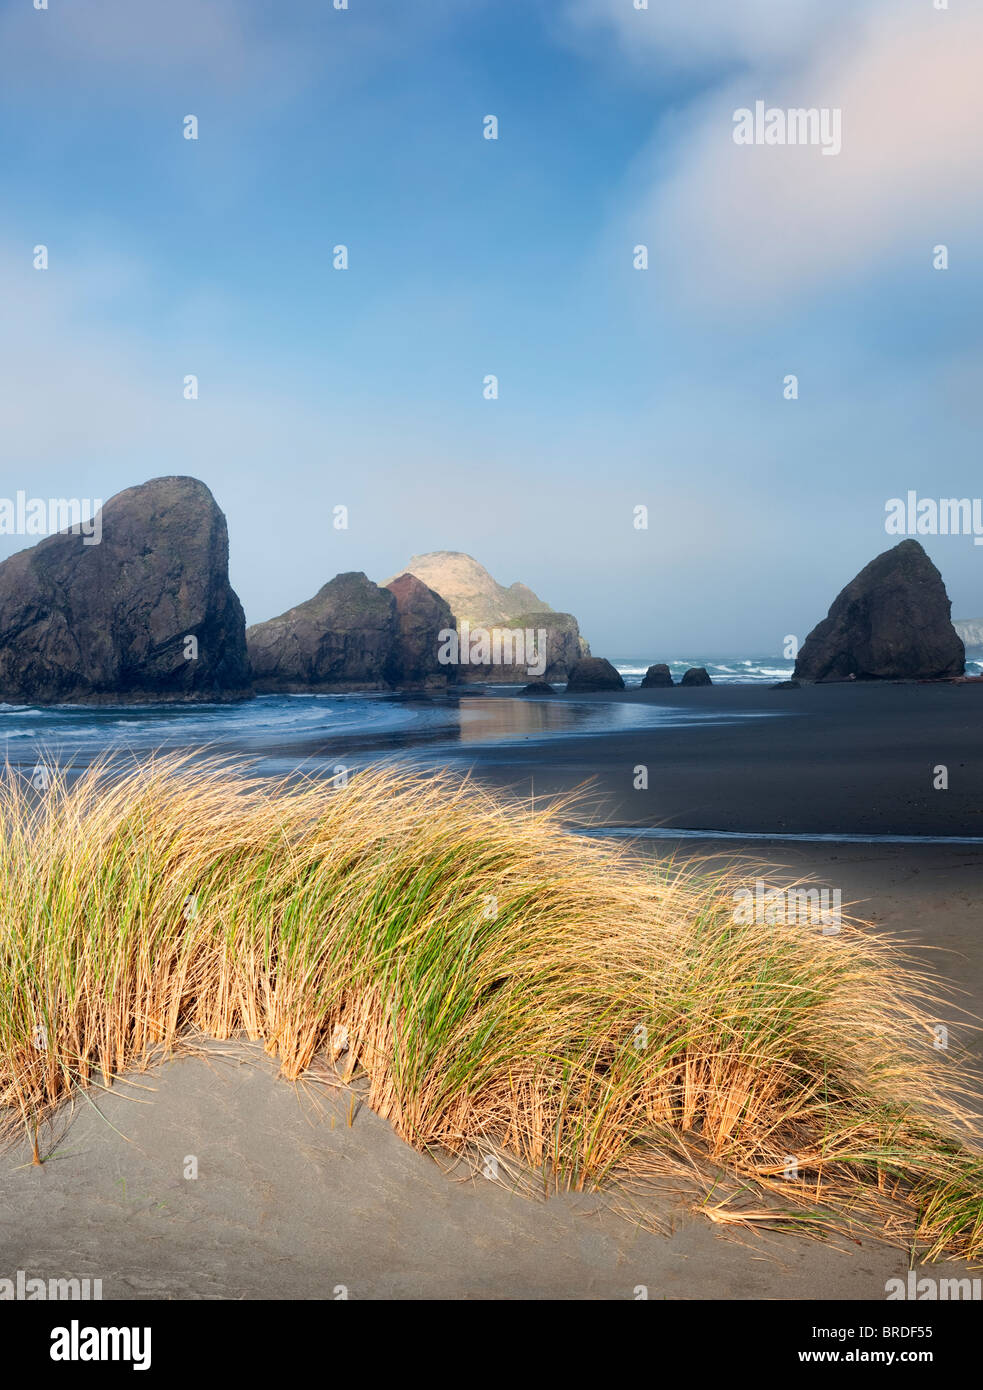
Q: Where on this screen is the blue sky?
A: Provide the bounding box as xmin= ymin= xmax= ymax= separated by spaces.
xmin=1 ymin=0 xmax=981 ymax=655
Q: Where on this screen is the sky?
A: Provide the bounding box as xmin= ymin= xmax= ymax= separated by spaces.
xmin=1 ymin=0 xmax=981 ymax=656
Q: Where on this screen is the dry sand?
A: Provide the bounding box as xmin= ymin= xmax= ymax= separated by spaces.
xmin=0 ymin=838 xmax=979 ymax=1301
xmin=0 ymin=1032 xmax=973 ymax=1302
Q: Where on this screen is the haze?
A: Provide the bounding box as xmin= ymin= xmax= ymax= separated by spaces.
xmin=1 ymin=0 xmax=980 ymax=656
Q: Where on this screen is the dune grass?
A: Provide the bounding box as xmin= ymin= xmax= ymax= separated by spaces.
xmin=0 ymin=753 xmax=980 ymax=1259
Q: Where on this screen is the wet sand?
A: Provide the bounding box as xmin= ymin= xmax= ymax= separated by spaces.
xmin=459 ymin=681 xmax=983 ymax=838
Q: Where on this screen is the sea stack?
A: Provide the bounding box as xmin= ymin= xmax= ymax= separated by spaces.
xmin=385 ymin=573 xmax=456 ymax=689
xmin=247 ymin=572 xmax=398 ymax=692
xmin=794 ymin=540 xmax=965 ymax=682
xmin=680 ymin=667 xmax=712 ymax=687
xmin=641 ymin=663 xmax=674 ymax=688
xmin=0 ymin=476 xmax=251 ymax=703
xmin=565 ymin=657 xmax=625 ymax=692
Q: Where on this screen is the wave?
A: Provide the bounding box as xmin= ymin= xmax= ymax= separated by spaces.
xmin=0 ymin=688 xmax=788 ymax=780
xmin=583 ymin=825 xmax=983 ymax=846
xmin=0 ymin=693 xmax=450 ymax=758
xmin=612 ymin=658 xmax=795 ymax=687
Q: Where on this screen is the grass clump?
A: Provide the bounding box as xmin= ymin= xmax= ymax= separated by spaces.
xmin=0 ymin=753 xmax=980 ymax=1258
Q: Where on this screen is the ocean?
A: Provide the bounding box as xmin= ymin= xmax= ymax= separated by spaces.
xmin=613 ymin=655 xmax=983 ymax=686
xmin=0 ymin=658 xmax=788 ymax=782
xmin=612 ymin=657 xmax=794 ymax=686
xmin=2 ymin=655 xmax=977 ymax=782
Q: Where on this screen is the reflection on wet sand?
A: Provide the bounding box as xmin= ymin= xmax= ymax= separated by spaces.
xmin=0 ymin=689 xmax=776 ymax=786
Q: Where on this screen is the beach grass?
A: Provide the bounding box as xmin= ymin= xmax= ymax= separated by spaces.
xmin=0 ymin=753 xmax=980 ymax=1258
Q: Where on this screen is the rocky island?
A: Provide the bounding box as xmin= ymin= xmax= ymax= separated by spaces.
xmin=247 ymin=572 xmax=400 ymax=693
xmin=0 ymin=476 xmax=251 ymax=704
xmin=247 ymin=570 xmax=458 ymax=693
xmin=794 ymin=539 xmax=965 ymax=682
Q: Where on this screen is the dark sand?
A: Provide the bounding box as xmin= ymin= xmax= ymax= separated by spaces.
xmin=3 ymin=683 xmax=982 ymax=1299
xmin=462 ymin=681 xmax=983 ymax=837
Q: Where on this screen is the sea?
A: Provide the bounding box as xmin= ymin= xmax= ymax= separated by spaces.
xmin=617 ymin=654 xmax=980 ymax=684
xmin=612 ymin=657 xmax=793 ymax=686
xmin=1 ymin=655 xmax=978 ymax=784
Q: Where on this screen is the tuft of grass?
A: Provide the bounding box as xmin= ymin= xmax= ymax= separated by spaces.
xmin=0 ymin=753 xmax=980 ymax=1257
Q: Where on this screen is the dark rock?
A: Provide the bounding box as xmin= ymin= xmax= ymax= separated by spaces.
xmin=385 ymin=573 xmax=456 ymax=689
xmin=794 ymin=540 xmax=965 ymax=682
xmin=518 ymin=681 xmax=557 ymax=696
xmin=565 ymin=657 xmax=625 ymax=692
xmin=771 ymin=679 xmax=801 ymax=690
xmin=247 ymin=572 xmax=398 ymax=692
xmin=641 ymin=663 xmax=674 ymax=688
xmin=0 ymin=475 xmax=250 ymax=703
xmin=680 ymin=667 xmax=712 ymax=687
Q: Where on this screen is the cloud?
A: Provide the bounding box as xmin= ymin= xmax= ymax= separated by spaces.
xmin=564 ymin=0 xmax=862 ymax=71
xmin=0 ymin=242 xmax=323 ymax=485
xmin=587 ymin=2 xmax=983 ymax=309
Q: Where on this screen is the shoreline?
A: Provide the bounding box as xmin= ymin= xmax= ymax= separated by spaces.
xmin=446 ymin=682 xmax=983 ymax=838
xmin=7 ymin=681 xmax=983 ymax=837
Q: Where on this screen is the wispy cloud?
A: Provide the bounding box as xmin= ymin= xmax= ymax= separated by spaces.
xmin=572 ymin=1 xmax=983 ymax=311
xmin=564 ymin=0 xmax=861 ymax=70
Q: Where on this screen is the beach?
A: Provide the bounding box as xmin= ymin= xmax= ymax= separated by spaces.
xmin=11 ymin=678 xmax=983 ymax=839
xmin=2 ymin=682 xmax=982 ymax=1300
xmin=455 ymin=681 xmax=983 ymax=838
xmin=1 ymin=1038 xmax=977 ymax=1303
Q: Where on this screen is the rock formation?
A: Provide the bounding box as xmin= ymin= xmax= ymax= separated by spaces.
xmin=641 ymin=663 xmax=673 ymax=688
xmin=565 ymin=657 xmax=625 ymax=692
xmin=794 ymin=540 xmax=965 ymax=682
xmin=247 ymin=572 xmax=398 ymax=693
xmin=0 ymin=476 xmax=250 ymax=703
xmin=680 ymin=667 xmax=712 ymax=687
xmin=518 ymin=681 xmax=557 ymax=696
xmin=389 ymin=551 xmax=589 ymax=683
xmin=385 ymin=573 xmax=457 ymax=689
xmin=391 ymin=551 xmax=552 ymax=627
